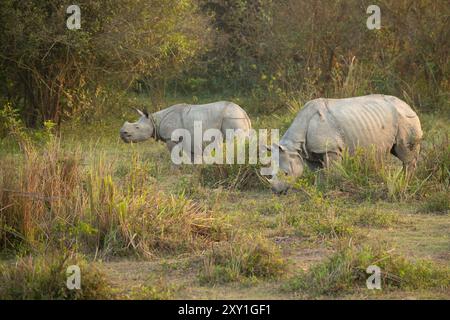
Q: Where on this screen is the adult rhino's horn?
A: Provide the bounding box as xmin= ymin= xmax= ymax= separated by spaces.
xmin=131 ymin=107 xmax=147 ymax=118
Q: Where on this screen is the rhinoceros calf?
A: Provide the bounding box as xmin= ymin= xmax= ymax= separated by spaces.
xmin=120 ymin=101 xmax=251 ymax=159
xmin=269 ymin=94 xmax=423 ymax=193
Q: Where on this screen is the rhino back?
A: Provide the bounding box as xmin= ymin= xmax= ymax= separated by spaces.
xmin=181 ymin=101 xmax=246 ymax=133
xmin=157 ymin=101 xmax=248 ymax=140
xmin=325 ymin=95 xmax=398 ymax=153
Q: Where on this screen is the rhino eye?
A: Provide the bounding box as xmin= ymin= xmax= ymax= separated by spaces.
xmin=135 ymin=126 xmax=140 ymax=129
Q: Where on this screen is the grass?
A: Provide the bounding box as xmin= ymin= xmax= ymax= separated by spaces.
xmin=199 ymin=163 xmax=265 ymax=190
xmin=198 ymin=234 xmax=286 ymax=285
xmin=318 ymin=148 xmax=409 ymax=201
xmin=419 ymin=191 xmax=450 ymax=214
xmin=0 ymin=252 xmax=113 ymax=299
xmin=0 ymin=98 xmax=449 ymax=299
xmin=284 ymin=243 xmax=450 ymax=297
xmin=0 ymin=137 xmax=230 ymax=258
xmin=345 ymin=206 xmax=400 ymax=228
xmin=128 ymin=277 xmax=176 ymax=300
xmin=198 ymin=139 xmax=269 ymax=191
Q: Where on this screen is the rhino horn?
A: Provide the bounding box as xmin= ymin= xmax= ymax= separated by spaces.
xmin=132 ymin=107 xmax=148 ymax=118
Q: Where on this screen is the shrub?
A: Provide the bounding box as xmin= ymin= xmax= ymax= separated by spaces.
xmin=0 ymin=0 xmax=210 ymax=126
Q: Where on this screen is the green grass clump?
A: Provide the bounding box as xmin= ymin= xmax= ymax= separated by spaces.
xmin=129 ymin=277 xmax=175 ymax=300
xmin=346 ymin=207 xmax=400 ymax=228
xmin=276 ymin=192 xmax=355 ymax=240
xmin=276 ymin=202 xmax=399 ymax=241
xmin=321 ymin=148 xmax=409 ymax=201
xmin=198 ymin=139 xmax=268 ymax=191
xmin=198 ymin=235 xmax=286 ymax=285
xmin=416 ymin=132 xmax=449 ymax=188
xmin=284 ymin=244 xmax=450 ymax=297
xmin=419 ymin=191 xmax=450 ymax=214
xmin=0 ymin=253 xmax=113 ymax=300
xmin=292 ymin=210 xmax=355 ymax=240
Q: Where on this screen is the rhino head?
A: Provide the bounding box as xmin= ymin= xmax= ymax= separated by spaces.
xmin=267 ymin=143 xmax=304 ymax=194
xmin=120 ymin=108 xmax=155 ymax=143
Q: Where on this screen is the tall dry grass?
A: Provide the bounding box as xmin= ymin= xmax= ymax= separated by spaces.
xmin=0 ymin=136 xmax=229 ymax=258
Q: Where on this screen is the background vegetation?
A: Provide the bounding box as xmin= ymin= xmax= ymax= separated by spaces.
xmin=1 ymin=0 xmax=448 ymax=126
xmin=0 ymin=0 xmax=448 ymax=299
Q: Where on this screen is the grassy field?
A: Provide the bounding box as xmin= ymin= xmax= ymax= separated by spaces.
xmin=0 ymin=94 xmax=449 ymax=300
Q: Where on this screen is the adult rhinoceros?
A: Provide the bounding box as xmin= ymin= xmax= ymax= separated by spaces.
xmin=268 ymin=94 xmax=423 ymax=193
xmin=120 ymin=101 xmax=251 ymax=160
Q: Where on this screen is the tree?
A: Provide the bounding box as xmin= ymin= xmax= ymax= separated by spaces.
xmin=0 ymin=0 xmax=210 ymax=126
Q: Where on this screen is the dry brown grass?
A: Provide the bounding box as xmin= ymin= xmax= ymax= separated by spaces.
xmin=0 ymin=138 xmax=230 ymax=258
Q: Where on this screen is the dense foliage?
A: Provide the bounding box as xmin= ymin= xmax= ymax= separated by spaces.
xmin=0 ymin=0 xmax=209 ymax=126
xmin=0 ymin=0 xmax=449 ymax=122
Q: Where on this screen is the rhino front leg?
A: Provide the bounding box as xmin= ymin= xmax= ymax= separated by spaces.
xmin=315 ymin=152 xmax=342 ymax=186
xmin=166 ymin=141 xmax=182 ymax=171
xmin=323 ymin=152 xmax=342 ymax=169
xmin=392 ymin=142 xmax=420 ymax=176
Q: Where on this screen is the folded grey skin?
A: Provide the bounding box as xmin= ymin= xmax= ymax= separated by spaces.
xmin=268 ymin=94 xmax=423 ymax=193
